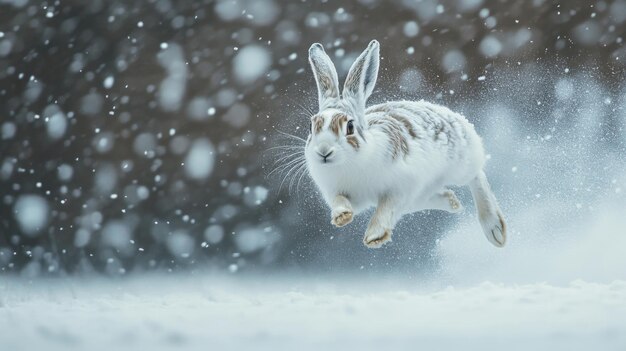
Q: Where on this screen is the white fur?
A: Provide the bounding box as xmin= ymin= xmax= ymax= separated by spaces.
xmin=305 ymin=40 xmax=506 ymax=248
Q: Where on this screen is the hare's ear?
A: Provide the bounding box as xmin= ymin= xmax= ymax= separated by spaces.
xmin=342 ymin=40 xmax=380 ymax=108
xmin=308 ymin=43 xmax=340 ymax=110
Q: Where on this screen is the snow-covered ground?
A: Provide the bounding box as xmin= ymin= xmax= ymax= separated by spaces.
xmin=1 ymin=274 xmax=625 ymax=351
xmin=3 ymin=197 xmax=626 ymax=350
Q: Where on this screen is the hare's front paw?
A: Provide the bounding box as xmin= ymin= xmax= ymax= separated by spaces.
xmin=363 ymin=228 xmax=392 ymax=248
xmin=331 ymin=207 xmax=353 ymax=227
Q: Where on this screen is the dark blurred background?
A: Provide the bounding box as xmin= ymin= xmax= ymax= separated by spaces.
xmin=1 ymin=0 xmax=625 ymax=276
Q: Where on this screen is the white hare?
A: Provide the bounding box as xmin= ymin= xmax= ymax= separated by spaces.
xmin=304 ymin=40 xmax=506 ymax=248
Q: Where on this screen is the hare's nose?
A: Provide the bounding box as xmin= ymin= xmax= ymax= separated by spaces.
xmin=317 ymin=150 xmax=333 ymax=160
xmin=316 ymin=143 xmax=331 ymax=156
xmin=315 ymin=143 xmax=334 ymax=162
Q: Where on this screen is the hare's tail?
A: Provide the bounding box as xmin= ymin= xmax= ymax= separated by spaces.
xmin=469 ymin=170 xmax=506 ymax=247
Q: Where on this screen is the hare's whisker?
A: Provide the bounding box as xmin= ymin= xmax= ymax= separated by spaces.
xmin=264 ymin=145 xmax=304 ymax=152
xmin=292 ymin=163 xmax=309 ymax=195
xmin=289 ymin=163 xmax=308 ymax=194
xmin=296 ymin=163 xmax=309 ymax=192
xmin=287 ymin=97 xmax=316 ymax=117
xmin=275 ymin=153 xmax=305 ymax=169
xmin=276 ymin=129 xmax=307 ymax=143
xmin=268 ymin=156 xmax=305 ymax=177
xmin=271 ymin=152 xmax=304 ymax=167
xmin=278 ymin=159 xmax=306 ymax=193
xmin=289 ymin=163 xmax=307 ymax=194
xmin=297 ymin=102 xmax=315 ymax=117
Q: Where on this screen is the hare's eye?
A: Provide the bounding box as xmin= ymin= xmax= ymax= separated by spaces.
xmin=346 ymin=120 xmax=354 ymax=135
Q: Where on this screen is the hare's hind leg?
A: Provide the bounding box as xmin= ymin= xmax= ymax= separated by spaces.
xmin=363 ymin=195 xmax=398 ymax=248
xmin=469 ymin=170 xmax=506 ymax=247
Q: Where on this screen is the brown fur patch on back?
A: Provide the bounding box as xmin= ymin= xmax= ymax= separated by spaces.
xmin=330 ymin=113 xmax=348 ymax=135
xmin=389 ymin=113 xmax=417 ymax=139
xmin=388 ymin=122 xmax=409 ymax=159
xmin=368 ymin=117 xmax=409 ymax=159
xmin=312 ymin=115 xmax=324 ymax=134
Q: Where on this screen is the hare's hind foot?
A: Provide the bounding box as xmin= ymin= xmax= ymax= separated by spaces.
xmin=331 ymin=207 xmax=353 ymax=227
xmin=363 ymin=228 xmax=392 ymax=248
xmin=481 ymin=211 xmax=506 ymax=247
xmin=469 ymin=170 xmax=507 ymax=247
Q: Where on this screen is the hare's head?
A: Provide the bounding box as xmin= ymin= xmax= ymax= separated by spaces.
xmin=305 ymin=40 xmax=380 ymax=166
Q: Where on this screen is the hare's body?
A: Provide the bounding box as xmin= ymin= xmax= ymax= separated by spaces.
xmin=308 ymin=100 xmax=485 ymax=214
xmin=304 ymin=40 xmax=506 ymax=248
